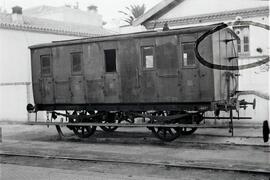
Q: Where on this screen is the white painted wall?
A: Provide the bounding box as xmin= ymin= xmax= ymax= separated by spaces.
xmin=238 ymin=58 xmax=269 ymax=122
xmin=0 ymin=85 xmax=27 ymax=121
xmin=160 ymin=0 xmax=268 ymax=19
xmin=119 ymin=25 xmax=146 ymax=33
xmin=249 ymin=17 xmax=269 ymax=56
xmin=0 ymin=28 xmax=83 ymax=122
xmin=235 ymin=16 xmax=269 ymax=122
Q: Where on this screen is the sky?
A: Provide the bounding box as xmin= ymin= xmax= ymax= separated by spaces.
xmin=0 ymin=0 xmax=162 ymax=22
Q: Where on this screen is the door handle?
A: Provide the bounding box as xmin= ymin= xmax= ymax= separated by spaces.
xmin=136 ymin=68 xmax=140 ymax=88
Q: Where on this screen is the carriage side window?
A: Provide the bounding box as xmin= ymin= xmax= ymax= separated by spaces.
xmin=40 ymin=55 xmax=51 ymax=76
xmin=142 ymin=46 xmax=154 ymax=69
xmin=71 ymin=52 xmax=82 ymax=74
xmin=182 ymin=43 xmax=196 ymax=67
xmin=104 ymin=49 xmax=116 ymax=72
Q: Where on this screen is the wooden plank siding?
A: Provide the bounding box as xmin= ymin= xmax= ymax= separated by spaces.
xmin=118 ymin=39 xmax=140 ymax=102
xmin=30 ymin=26 xmax=238 ymax=111
xmin=212 ymin=29 xmax=239 ymax=101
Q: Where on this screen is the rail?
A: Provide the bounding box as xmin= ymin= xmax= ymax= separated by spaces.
xmin=1 ymin=152 xmax=269 ymax=175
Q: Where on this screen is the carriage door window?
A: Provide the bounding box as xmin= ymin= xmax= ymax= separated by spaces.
xmin=182 ymin=43 xmax=196 ymax=67
xmin=71 ymin=52 xmax=82 ymax=74
xmin=142 ymin=46 xmax=154 ymax=69
xmin=40 ymin=55 xmax=51 ymax=76
xmin=104 ymin=49 xmax=116 ymax=72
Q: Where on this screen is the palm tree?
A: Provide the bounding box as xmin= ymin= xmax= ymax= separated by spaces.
xmin=119 ymin=4 xmax=146 ymax=25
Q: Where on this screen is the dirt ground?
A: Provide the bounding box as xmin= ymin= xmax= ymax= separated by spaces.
xmin=0 ymin=123 xmax=269 ymax=180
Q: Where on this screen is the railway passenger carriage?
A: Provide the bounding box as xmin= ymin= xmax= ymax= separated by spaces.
xmin=30 ymin=24 xmax=237 ymax=110
xmin=27 ymin=23 xmax=255 ymax=142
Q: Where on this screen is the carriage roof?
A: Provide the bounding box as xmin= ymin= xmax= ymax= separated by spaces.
xmin=29 ymin=23 xmax=237 ymax=49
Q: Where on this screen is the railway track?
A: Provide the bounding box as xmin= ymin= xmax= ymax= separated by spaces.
xmin=42 ymin=128 xmax=267 ymax=148
xmin=1 ymin=151 xmax=269 ymax=176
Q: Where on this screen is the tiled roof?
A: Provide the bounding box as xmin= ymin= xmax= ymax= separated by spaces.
xmin=144 ymin=6 xmax=269 ymax=29
xmin=0 ymin=13 xmax=113 ymax=37
xmin=133 ymin=0 xmax=269 ymax=26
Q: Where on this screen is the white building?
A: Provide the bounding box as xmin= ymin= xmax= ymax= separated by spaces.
xmin=23 ymin=5 xmax=104 ymax=27
xmin=133 ymin=0 xmax=269 ymax=122
xmin=0 ymin=6 xmax=111 ymax=122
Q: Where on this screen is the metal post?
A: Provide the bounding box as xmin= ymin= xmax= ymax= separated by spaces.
xmin=229 ymin=109 xmax=234 ymax=136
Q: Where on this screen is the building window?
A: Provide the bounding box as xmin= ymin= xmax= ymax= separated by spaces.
xmin=142 ymin=46 xmax=154 ymax=69
xmin=71 ymin=52 xmax=82 ymax=74
xmin=182 ymin=42 xmax=196 ymax=67
xmin=40 ymin=55 xmax=51 ymax=76
xmin=104 ymin=49 xmax=116 ymax=72
xmin=233 ymin=26 xmax=249 ymax=54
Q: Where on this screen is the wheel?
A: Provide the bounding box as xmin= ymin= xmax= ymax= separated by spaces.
xmin=181 ymin=127 xmax=197 ymax=135
xmin=100 ymin=125 xmax=118 ymax=132
xmin=149 ymin=111 xmax=182 ymax=142
xmin=69 ymin=111 xmax=96 ymax=138
xmin=100 ymin=112 xmax=119 ymax=132
xmin=151 ymin=126 xmax=182 ymax=142
xmin=73 ymin=126 xmax=96 ymax=138
xmin=180 ymin=113 xmax=203 ymax=135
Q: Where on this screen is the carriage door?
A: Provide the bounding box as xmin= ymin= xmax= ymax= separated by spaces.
xmin=69 ymin=45 xmax=86 ymax=104
xmin=179 ymin=34 xmax=200 ymax=101
xmin=139 ymin=38 xmax=158 ymax=102
xmin=155 ymin=35 xmax=180 ymax=102
xmin=101 ymin=42 xmax=121 ymax=103
xmin=39 ymin=48 xmax=54 ymax=104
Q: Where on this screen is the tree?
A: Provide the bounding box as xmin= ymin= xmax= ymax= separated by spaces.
xmin=119 ymin=4 xmax=146 ymax=25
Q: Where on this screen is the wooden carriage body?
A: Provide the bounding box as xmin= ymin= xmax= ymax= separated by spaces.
xmin=29 ymin=24 xmax=238 ymax=112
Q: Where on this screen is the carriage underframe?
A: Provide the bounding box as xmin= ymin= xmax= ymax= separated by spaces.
xmin=27 ymin=100 xmax=254 ymax=142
